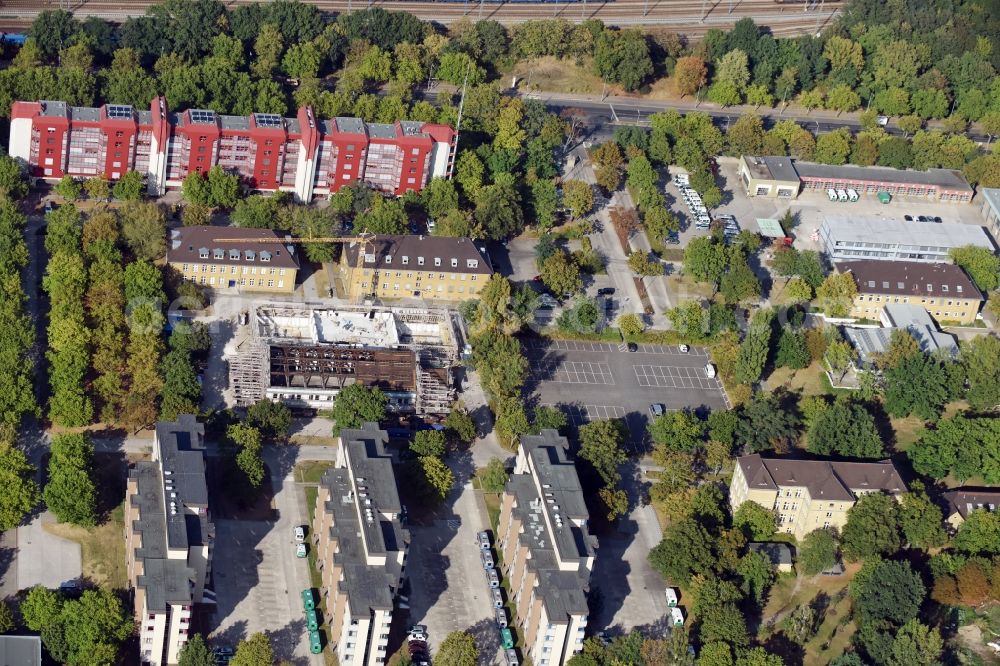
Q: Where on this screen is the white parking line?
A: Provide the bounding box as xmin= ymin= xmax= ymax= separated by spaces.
xmin=521 ymin=338 xmax=707 ymax=357
xmin=531 ymin=361 xmax=615 ymax=385
xmin=633 ymin=365 xmax=724 ymax=391
xmin=539 ymin=403 xmax=626 ymax=425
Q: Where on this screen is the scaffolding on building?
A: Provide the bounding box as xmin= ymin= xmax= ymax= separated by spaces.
xmin=229 ymin=303 xmax=460 ymax=413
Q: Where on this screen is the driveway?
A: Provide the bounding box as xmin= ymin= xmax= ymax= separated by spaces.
xmin=15 ymin=512 xmax=82 ymax=592
xmin=521 ymin=337 xmax=728 ymax=451
xmin=209 ymin=463 xmax=322 ymax=665
xmin=405 ymin=456 xmax=499 ymax=663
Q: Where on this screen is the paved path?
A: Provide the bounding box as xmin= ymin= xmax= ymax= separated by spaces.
xmin=14 ymin=512 xmax=82 ymax=593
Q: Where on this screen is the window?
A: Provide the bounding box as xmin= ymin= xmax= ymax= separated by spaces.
xmin=402 ymin=256 xmax=409 ymax=265
xmin=213 ymin=248 xmax=224 ymax=259
xmin=245 ymin=251 xmax=255 ymax=261
xmin=417 ymin=257 xmax=424 ymax=266
xmin=385 ymin=256 xmax=392 ymax=264
xmin=199 ymin=248 xmax=209 ymax=259
xmin=229 ymin=249 xmax=240 ymax=260
xmin=434 ymin=257 xmax=441 ymax=266
xmin=467 ymin=259 xmax=479 ymax=268
xmin=941 ymin=285 xmax=949 ymax=292
xmin=451 ymin=258 xmax=458 ymax=268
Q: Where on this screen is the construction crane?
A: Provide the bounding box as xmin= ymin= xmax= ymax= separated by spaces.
xmin=213 ymin=232 xmax=375 ymax=245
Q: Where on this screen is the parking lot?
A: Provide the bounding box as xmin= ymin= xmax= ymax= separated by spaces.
xmin=522 ymin=338 xmax=728 ymax=451
xmin=209 ymin=472 xmax=321 ymax=665
xmin=405 ymin=473 xmax=500 ymax=663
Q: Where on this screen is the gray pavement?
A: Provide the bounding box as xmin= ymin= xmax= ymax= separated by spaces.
xmin=590 ymin=470 xmax=669 ymax=636
xmin=3 ymin=511 xmax=82 ymax=595
xmin=405 ymin=458 xmax=499 ymax=663
xmin=521 ymin=338 xmax=728 ymax=451
xmin=209 ymin=459 xmax=322 ymax=665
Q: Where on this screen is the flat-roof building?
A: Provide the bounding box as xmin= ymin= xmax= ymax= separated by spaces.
xmin=166 ymin=226 xmax=300 ymax=294
xmin=9 ymin=99 xmax=455 ymax=202
xmin=819 ymin=215 xmax=995 ymax=263
xmin=125 ymin=415 xmax=213 ymax=666
xmin=338 ymin=234 xmax=493 ymax=303
xmin=0 ymin=636 xmax=42 ymax=666
xmin=981 ymin=188 xmax=1000 ymax=240
xmin=795 ymin=162 xmax=974 ymax=202
xmin=229 ymin=304 xmax=461 ymax=414
xmin=840 ymin=259 xmax=983 ymax=325
xmin=730 ymin=454 xmax=905 ymax=540
xmin=498 ymin=430 xmax=595 ymax=666
xmin=738 ymin=156 xmax=800 ymax=199
xmin=313 ymin=423 xmax=408 ymax=666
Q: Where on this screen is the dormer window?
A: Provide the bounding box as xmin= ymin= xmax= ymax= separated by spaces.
xmin=229 ymin=249 xmax=240 ymax=261
xmin=199 ymin=247 xmax=209 ymax=259
xmin=867 ymin=281 xmax=875 ymax=288
xmin=467 ymin=259 xmax=478 ymax=269
xmin=941 ymin=285 xmax=948 ymax=292
xmin=402 ymin=256 xmax=409 ymax=265
xmin=434 ymin=257 xmax=441 ymax=267
xmin=957 ymin=286 xmax=963 ymax=293
xmin=897 ymin=282 xmax=904 ymax=289
xmin=927 ymin=284 xmax=933 ymax=292
xmin=881 ymin=281 xmax=889 ymax=289
xmin=385 ymin=256 xmax=391 ymax=264
xmin=213 ymin=248 xmax=224 ymax=260
xmin=245 ymin=251 xmax=255 ymax=261
xmin=260 ymin=251 xmax=271 ymax=263
xmin=451 ymin=258 xmax=458 ymax=268
xmin=417 ymin=257 xmax=424 ymax=266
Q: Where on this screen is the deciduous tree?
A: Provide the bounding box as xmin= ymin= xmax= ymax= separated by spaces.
xmin=331 ymin=384 xmax=387 ymax=435
xmin=842 ymin=493 xmax=902 ymax=561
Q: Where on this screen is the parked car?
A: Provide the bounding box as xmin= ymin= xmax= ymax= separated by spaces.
xmin=933 ymin=216 xmax=943 ymax=223
xmin=296 ymin=543 xmax=307 ymax=558
xmin=294 ymin=525 xmax=306 ymax=542
xmin=649 ymin=403 xmax=665 ymax=417
xmin=495 ymin=607 xmax=508 ymax=628
xmin=597 ymin=287 xmax=615 ymax=296
xmin=481 ymin=549 xmax=495 ymax=570
xmin=665 ymin=232 xmax=680 ymax=245
xmin=679 ymin=344 xmax=689 ymax=353
xmin=626 ymin=343 xmax=638 ymax=352
xmin=877 ymin=115 xmax=889 ymax=126
xmin=212 ymin=647 xmax=235 ymax=664
xmin=409 ymin=625 xmax=428 ymax=641
xmin=904 ymin=214 xmax=914 ymax=221
xmin=917 ymin=215 xmax=930 ymax=222
xmin=486 ymin=569 xmax=500 ymax=588
xmin=705 ymin=363 xmax=717 ymax=378
xmin=505 ymin=649 xmax=520 ymax=666
xmin=478 ymin=530 xmax=491 ymax=549
xmin=491 ymin=588 xmax=504 ymax=608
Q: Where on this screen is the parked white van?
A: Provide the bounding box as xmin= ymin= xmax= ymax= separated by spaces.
xmin=705 ymin=363 xmax=717 ymax=378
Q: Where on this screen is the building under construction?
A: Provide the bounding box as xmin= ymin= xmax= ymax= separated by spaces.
xmin=229 ymin=304 xmax=464 ymax=415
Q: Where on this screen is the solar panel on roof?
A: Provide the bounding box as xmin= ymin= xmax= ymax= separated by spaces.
xmin=254 ymin=113 xmax=283 ymax=129
xmin=189 ymin=110 xmax=217 ymax=124
xmin=107 ymin=104 xmax=133 ymax=120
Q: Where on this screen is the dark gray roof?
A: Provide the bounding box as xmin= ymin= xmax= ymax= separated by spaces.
xmin=335 ymin=117 xmax=366 ymax=134
xmin=983 ymin=188 xmax=1000 ymax=217
xmin=0 ymin=636 xmax=42 ymax=666
xmin=156 ymin=416 xmax=208 ymax=549
xmin=737 ymin=455 xmax=905 ymax=501
xmin=749 ymin=542 xmax=793 ymax=566
xmin=507 ymin=475 xmax=592 ymax=623
xmin=942 ymin=488 xmax=1000 ymax=519
xmin=220 ymin=115 xmax=250 ymax=131
xmin=368 ymin=123 xmax=397 ymax=140
xmin=39 ymin=100 xmax=68 ymax=117
xmin=320 ymin=425 xmax=408 ymax=614
xmin=344 ymin=235 xmax=492 ymax=275
xmin=742 ymin=156 xmax=799 ymax=183
xmin=795 ymin=162 xmax=973 ymax=193
xmin=70 ymin=106 xmax=100 ymax=122
xmin=506 ymin=430 xmax=594 ymax=623
xmin=129 ymin=416 xmax=211 ymax=612
xmin=167 ymin=226 xmax=300 ymax=270
xmin=839 ymin=260 xmax=981 ymax=300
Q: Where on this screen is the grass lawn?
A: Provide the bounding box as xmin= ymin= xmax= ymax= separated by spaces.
xmin=295 ymin=461 xmax=336 ymax=484
xmin=760 ymin=566 xmax=860 ymax=665
xmin=508 ymin=57 xmax=607 ymax=95
xmin=290 ymin=434 xmax=339 ymax=447
xmin=42 ymin=504 xmax=127 ymax=589
xmin=765 ymin=363 xmax=831 ymax=397
xmin=665 ymin=274 xmax=716 ymax=300
xmin=891 ymin=400 xmax=967 ymax=453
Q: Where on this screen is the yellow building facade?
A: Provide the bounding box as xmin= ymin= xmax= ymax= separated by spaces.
xmin=839 ymin=259 xmax=982 ymax=325
xmin=339 ymin=234 xmax=492 ymax=302
xmin=166 ymin=226 xmax=299 ymax=295
xmin=730 ymin=454 xmax=905 ymax=541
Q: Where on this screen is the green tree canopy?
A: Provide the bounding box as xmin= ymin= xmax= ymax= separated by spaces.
xmin=0 ymin=442 xmax=39 ymax=531
xmin=648 ymin=518 xmax=716 ymax=586
xmin=806 ymin=399 xmax=884 ymax=458
xmin=230 ymin=632 xmax=274 ymax=666
xmin=436 ymin=631 xmax=479 ymax=666
xmin=44 ymin=433 xmax=97 ymax=526
xmin=841 ymin=493 xmax=902 ymax=561
xmin=331 ymin=384 xmax=387 ymax=435
xmin=850 ymin=559 xmax=924 ymax=626
xmin=798 ymin=528 xmax=838 ymax=576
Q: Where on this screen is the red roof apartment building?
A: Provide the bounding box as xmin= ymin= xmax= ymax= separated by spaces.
xmin=9 ymin=97 xmax=456 ymax=203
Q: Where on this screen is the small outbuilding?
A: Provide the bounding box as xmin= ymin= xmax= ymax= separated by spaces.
xmin=748 ymin=542 xmax=794 ymax=573
xmin=739 ymin=156 xmax=801 ymax=199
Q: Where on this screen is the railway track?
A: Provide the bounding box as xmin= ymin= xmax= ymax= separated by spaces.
xmin=0 ymin=0 xmax=840 ymax=31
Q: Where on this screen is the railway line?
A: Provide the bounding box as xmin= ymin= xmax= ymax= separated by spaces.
xmin=0 ymin=0 xmax=840 ymax=32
